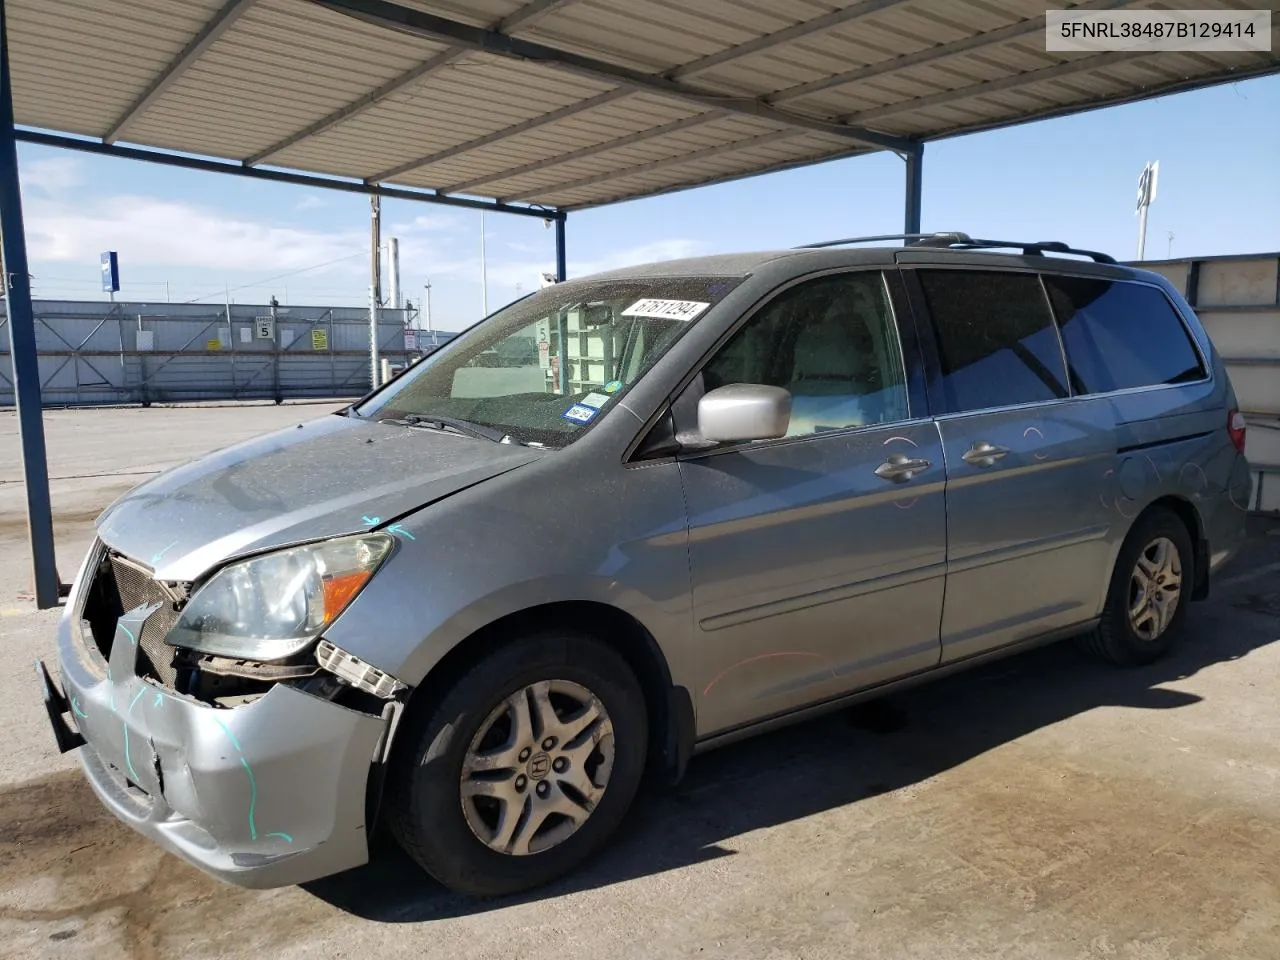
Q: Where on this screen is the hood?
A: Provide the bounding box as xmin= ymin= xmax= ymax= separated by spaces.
xmin=96 ymin=413 xmax=545 ymax=581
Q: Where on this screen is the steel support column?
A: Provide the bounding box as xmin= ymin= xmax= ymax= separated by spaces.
xmin=555 ymin=216 xmax=567 ymax=283
xmin=903 ymin=143 xmax=923 ymax=237
xmin=0 ymin=0 xmax=61 ymax=608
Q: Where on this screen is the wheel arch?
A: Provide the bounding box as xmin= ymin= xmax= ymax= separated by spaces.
xmin=376 ymin=600 xmax=693 ymax=829
xmin=1141 ymin=494 xmax=1210 ymax=600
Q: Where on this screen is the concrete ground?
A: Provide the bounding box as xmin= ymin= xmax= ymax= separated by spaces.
xmin=1 ymin=403 xmax=1278 ymax=960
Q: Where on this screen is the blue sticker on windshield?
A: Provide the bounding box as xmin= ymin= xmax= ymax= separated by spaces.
xmin=562 ymin=403 xmax=598 ymax=424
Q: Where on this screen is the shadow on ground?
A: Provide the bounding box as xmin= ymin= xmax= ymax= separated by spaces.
xmin=305 ymin=522 xmax=1280 ymax=922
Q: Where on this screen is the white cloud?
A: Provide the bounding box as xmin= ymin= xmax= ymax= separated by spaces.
xmin=293 ymin=194 xmax=326 ymax=211
xmin=390 ymin=213 xmax=458 ymax=233
xmin=25 ymin=193 xmax=367 ymax=272
xmin=20 ymin=156 xmax=83 ymax=194
xmin=396 ymin=236 xmax=707 ymax=291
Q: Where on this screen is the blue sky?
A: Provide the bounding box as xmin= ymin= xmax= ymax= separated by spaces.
xmin=16 ymin=74 xmax=1279 ymax=332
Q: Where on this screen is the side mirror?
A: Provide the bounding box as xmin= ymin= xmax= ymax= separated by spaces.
xmin=697 ymin=384 xmax=791 ymax=443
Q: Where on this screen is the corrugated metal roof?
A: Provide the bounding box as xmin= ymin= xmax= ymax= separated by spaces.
xmin=8 ymin=0 xmax=1277 ymax=211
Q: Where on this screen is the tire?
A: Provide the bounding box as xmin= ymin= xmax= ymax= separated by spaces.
xmin=386 ymin=630 xmax=648 ymax=896
xmin=1077 ymin=507 xmax=1194 ymax=666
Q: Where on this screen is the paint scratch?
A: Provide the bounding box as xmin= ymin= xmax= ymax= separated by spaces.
xmin=123 ymin=723 xmax=139 ymax=784
xmin=703 ymin=651 xmax=834 ymax=697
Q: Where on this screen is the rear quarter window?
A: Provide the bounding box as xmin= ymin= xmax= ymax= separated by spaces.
xmin=1044 ymin=277 xmax=1207 ymax=394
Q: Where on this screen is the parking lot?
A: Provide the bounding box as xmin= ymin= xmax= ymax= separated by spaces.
xmin=2 ymin=403 xmax=1278 ymax=959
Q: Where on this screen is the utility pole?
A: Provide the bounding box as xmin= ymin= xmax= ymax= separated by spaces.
xmin=1167 ymin=231 xmax=1175 ymax=259
xmin=369 ymin=194 xmax=381 ymax=390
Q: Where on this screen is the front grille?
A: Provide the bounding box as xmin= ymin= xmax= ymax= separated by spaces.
xmin=83 ymin=552 xmax=184 ymax=687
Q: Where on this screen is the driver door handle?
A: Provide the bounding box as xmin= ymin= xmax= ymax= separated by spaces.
xmin=962 ymin=441 xmax=1009 ymax=467
xmin=875 ymin=454 xmax=931 ymax=482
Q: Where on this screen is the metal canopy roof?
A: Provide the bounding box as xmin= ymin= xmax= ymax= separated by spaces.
xmin=8 ymin=0 xmax=1278 ymax=214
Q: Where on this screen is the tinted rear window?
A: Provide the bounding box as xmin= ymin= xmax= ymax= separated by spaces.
xmin=917 ymin=270 xmax=1068 ymax=413
xmin=1045 ymin=277 xmax=1207 ymax=394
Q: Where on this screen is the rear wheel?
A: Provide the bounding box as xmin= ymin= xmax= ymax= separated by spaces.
xmin=1078 ymin=507 xmax=1193 ymax=666
xmin=387 ymin=631 xmax=647 ymax=896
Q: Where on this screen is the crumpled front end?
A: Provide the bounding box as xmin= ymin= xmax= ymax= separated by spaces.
xmin=53 ymin=540 xmax=391 ymax=888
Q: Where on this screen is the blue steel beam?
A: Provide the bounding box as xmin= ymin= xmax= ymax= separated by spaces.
xmin=0 ymin=0 xmax=61 ymax=608
xmin=13 ymin=130 xmax=565 ymax=221
xmin=555 ymin=217 xmax=566 ymax=283
xmin=903 ymin=143 xmax=923 ymax=238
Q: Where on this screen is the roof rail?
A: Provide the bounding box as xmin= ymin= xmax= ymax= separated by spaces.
xmin=797 ymin=232 xmax=971 ymax=249
xmin=797 ymin=232 xmax=1116 ymax=264
xmin=944 ymin=238 xmax=1117 ymax=264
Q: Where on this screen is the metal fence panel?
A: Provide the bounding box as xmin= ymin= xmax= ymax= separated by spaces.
xmin=0 ymin=299 xmax=418 ymax=406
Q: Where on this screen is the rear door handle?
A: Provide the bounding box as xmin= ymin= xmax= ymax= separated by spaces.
xmin=875 ymin=454 xmax=931 ymax=482
xmin=962 ymin=441 xmax=1009 ymax=467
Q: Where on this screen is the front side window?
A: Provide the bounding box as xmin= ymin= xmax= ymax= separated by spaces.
xmin=700 ymin=271 xmax=909 ymax=437
xmin=917 ymin=270 xmax=1068 ymax=414
xmin=359 ymin=276 xmax=742 ymax=446
xmin=1044 ymin=276 xmax=1207 ymax=394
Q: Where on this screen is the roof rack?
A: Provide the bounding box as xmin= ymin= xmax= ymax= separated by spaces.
xmin=797 ymin=232 xmax=972 ymax=249
xmin=796 ymin=232 xmax=1117 ymax=264
xmin=942 ymin=238 xmax=1117 ymax=264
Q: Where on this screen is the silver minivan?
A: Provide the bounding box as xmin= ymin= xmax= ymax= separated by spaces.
xmin=41 ymin=235 xmax=1252 ymax=896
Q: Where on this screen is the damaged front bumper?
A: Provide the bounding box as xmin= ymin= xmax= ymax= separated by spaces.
xmin=46 ymin=591 xmax=391 ymax=889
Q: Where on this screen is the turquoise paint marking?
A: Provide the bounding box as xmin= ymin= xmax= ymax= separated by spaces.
xmin=213 ymin=718 xmax=243 ymax=753
xmin=153 ymin=692 xmax=164 ymax=708
xmin=361 ymin=515 xmax=380 ymax=526
xmin=119 ymin=624 xmax=136 ymax=645
xmin=214 ymin=718 xmax=261 ymax=841
xmin=128 ymin=688 xmax=146 ymax=714
xmin=123 ymin=723 xmax=139 ymax=783
xmin=71 ymin=696 xmax=87 ymax=719
xmin=239 ymin=757 xmax=259 ymax=841
xmin=150 ymin=540 xmax=179 ymax=566
xmin=387 ymin=524 xmax=415 ymax=540
xmin=108 ymin=689 xmax=117 ymax=713
xmin=266 ymin=831 xmax=293 ymax=843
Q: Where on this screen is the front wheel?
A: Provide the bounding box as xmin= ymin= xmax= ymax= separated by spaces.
xmin=386 ymin=631 xmax=648 ymax=896
xmin=1078 ymin=507 xmax=1193 ymax=666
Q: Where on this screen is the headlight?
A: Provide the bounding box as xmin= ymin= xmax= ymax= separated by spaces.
xmin=165 ymin=533 xmax=393 ymax=661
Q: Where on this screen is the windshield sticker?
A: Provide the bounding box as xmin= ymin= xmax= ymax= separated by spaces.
xmin=621 ymin=298 xmax=710 ymax=322
xmin=579 ymin=392 xmax=611 ymax=410
xmin=603 ymin=379 xmax=624 ymax=394
xmin=562 ymin=403 xmax=598 ymax=424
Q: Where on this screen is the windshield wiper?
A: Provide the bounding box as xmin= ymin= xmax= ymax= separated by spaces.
xmin=393 ymin=413 xmax=507 ymax=443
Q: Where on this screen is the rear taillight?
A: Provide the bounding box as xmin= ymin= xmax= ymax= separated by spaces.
xmin=1228 ymin=408 xmax=1247 ymax=453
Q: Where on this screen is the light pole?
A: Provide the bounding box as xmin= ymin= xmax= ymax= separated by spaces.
xmin=423 ymin=281 xmax=435 ymax=345
xmin=1135 ymin=160 xmax=1158 ymax=260
xmin=480 ymin=212 xmax=488 ymax=317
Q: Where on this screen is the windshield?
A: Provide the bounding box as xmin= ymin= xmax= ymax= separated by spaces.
xmin=357 ymin=276 xmax=743 ymax=446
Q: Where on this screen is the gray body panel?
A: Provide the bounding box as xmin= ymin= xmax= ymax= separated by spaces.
xmin=52 ymin=245 xmax=1251 ymax=888
xmin=679 ymin=420 xmax=945 ymax=735
xmin=935 ymin=396 xmax=1118 ymax=660
xmin=95 ymin=414 xmax=544 ymax=581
